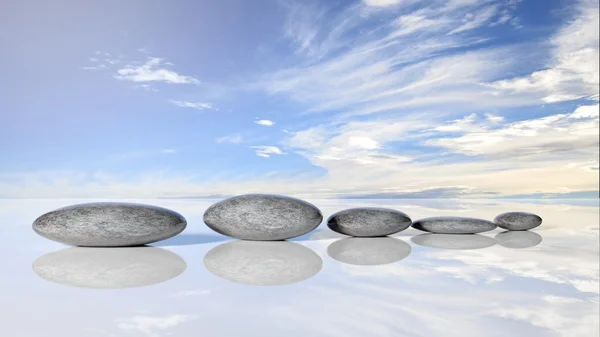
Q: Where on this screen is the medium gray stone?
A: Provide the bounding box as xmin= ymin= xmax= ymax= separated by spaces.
xmin=327 ymin=237 xmax=411 ymax=265
xmin=494 ymin=212 xmax=542 ymax=231
xmin=412 ymin=216 xmax=496 ymax=234
xmin=411 ymin=233 xmax=496 ymax=250
xmin=495 ymin=231 xmax=543 ymax=248
xmin=203 ymin=194 xmax=323 ymax=241
xmin=327 ymin=207 xmax=412 ymax=237
xmin=203 ymin=240 xmax=322 ymax=286
xmin=32 ymin=247 xmax=186 ymax=289
xmin=32 ymin=202 xmax=187 ymax=247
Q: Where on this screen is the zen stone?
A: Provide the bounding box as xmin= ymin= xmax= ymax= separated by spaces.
xmin=494 ymin=212 xmax=542 ymax=231
xmin=203 ymin=240 xmax=322 ymax=286
xmin=495 ymin=231 xmax=543 ymax=249
xmin=412 ymin=216 xmax=496 ymax=234
xmin=327 ymin=237 xmax=411 ymax=266
xmin=203 ymin=194 xmax=323 ymax=241
xmin=32 ymin=202 xmax=187 ymax=247
xmin=411 ymin=233 xmax=496 ymax=250
xmin=327 ymin=207 xmax=412 ymax=237
xmin=32 ymin=247 xmax=186 ymax=289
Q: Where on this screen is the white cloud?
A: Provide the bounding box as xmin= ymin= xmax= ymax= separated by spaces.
xmin=250 ymin=146 xmax=285 ymax=158
xmin=116 ymin=314 xmax=198 ymax=337
xmin=255 ymin=119 xmax=275 ymax=126
xmin=162 ymin=149 xmax=176 ymax=154
xmin=216 ymin=134 xmax=243 ymax=144
xmin=115 ymin=57 xmax=199 ymax=84
xmin=362 ymin=0 xmax=401 ymax=7
xmin=169 ymin=100 xmax=213 ymax=110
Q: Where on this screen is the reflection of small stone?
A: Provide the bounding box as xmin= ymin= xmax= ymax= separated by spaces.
xmin=203 ymin=194 xmax=323 ymax=240
xmin=412 ymin=217 xmax=496 ymax=234
xmin=411 ymin=233 xmax=496 ymax=250
xmin=32 ymin=202 xmax=187 ymax=247
xmin=495 ymin=231 xmax=543 ymax=249
xmin=33 ymin=247 xmax=187 ymax=289
xmin=203 ymin=240 xmax=322 ymax=286
xmin=327 ymin=207 xmax=412 ymax=237
xmin=494 ymin=212 xmax=543 ymax=231
xmin=327 ymin=237 xmax=411 ymax=265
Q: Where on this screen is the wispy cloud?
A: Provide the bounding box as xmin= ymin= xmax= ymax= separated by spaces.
xmin=116 ymin=314 xmax=198 ymax=337
xmin=115 ymin=57 xmax=199 ymax=84
xmin=162 ymin=149 xmax=177 ymax=154
xmin=250 ymin=145 xmax=285 ymax=158
xmin=216 ymin=134 xmax=243 ymax=144
xmin=255 ymin=119 xmax=275 ymax=126
xmin=169 ymin=100 xmax=213 ymax=110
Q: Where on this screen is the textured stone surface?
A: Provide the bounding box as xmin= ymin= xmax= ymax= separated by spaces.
xmin=203 ymin=194 xmax=323 ymax=241
xmin=32 ymin=247 xmax=186 ymax=289
xmin=495 ymin=231 xmax=543 ymax=248
xmin=412 ymin=216 xmax=496 ymax=234
xmin=411 ymin=233 xmax=496 ymax=250
xmin=327 ymin=207 xmax=412 ymax=237
xmin=203 ymin=240 xmax=322 ymax=286
xmin=32 ymin=202 xmax=187 ymax=247
xmin=327 ymin=237 xmax=411 ymax=265
xmin=494 ymin=212 xmax=543 ymax=231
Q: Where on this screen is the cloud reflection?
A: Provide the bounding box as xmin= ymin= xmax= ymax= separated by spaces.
xmin=203 ymin=240 xmax=322 ymax=286
xmin=411 ymin=233 xmax=497 ymax=250
xmin=32 ymin=246 xmax=186 ymax=289
xmin=327 ymin=237 xmax=411 ymax=266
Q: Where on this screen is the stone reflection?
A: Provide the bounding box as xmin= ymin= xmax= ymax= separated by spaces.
xmin=495 ymin=230 xmax=543 ymax=249
xmin=327 ymin=237 xmax=411 ymax=266
xmin=33 ymin=247 xmax=187 ymax=289
xmin=203 ymin=240 xmax=322 ymax=286
xmin=411 ymin=233 xmax=496 ymax=250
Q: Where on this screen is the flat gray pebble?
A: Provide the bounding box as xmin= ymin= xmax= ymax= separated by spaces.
xmin=32 ymin=247 xmax=186 ymax=289
xmin=494 ymin=212 xmax=543 ymax=231
xmin=32 ymin=202 xmax=187 ymax=247
xmin=203 ymin=194 xmax=323 ymax=240
xmin=495 ymin=231 xmax=543 ymax=248
xmin=204 ymin=240 xmax=322 ymax=286
xmin=412 ymin=216 xmax=496 ymax=234
xmin=327 ymin=237 xmax=411 ymax=265
xmin=411 ymin=233 xmax=497 ymax=250
xmin=327 ymin=207 xmax=412 ymax=237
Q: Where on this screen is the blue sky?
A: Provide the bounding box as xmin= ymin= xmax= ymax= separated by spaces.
xmin=1 ymin=0 xmax=598 ymax=198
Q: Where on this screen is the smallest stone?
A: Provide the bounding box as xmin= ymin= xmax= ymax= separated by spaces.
xmin=494 ymin=212 xmax=542 ymax=231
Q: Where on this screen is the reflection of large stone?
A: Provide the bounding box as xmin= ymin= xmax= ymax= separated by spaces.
xmin=203 ymin=194 xmax=323 ymax=240
xmin=327 ymin=207 xmax=412 ymax=237
xmin=32 ymin=247 xmax=187 ymax=289
xmin=495 ymin=231 xmax=543 ymax=249
xmin=327 ymin=237 xmax=411 ymax=265
xmin=494 ymin=212 xmax=543 ymax=231
xmin=412 ymin=217 xmax=496 ymax=234
xmin=203 ymin=240 xmax=322 ymax=286
xmin=411 ymin=233 xmax=497 ymax=250
xmin=32 ymin=202 xmax=187 ymax=246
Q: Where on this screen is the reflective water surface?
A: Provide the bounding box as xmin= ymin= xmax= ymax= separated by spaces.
xmin=1 ymin=198 xmax=598 ymax=337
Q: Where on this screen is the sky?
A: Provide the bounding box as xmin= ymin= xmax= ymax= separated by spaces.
xmin=1 ymin=0 xmax=598 ymax=198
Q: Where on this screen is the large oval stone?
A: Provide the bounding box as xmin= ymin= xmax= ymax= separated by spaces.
xmin=412 ymin=216 xmax=496 ymax=234
xmin=411 ymin=233 xmax=496 ymax=250
xmin=32 ymin=202 xmax=187 ymax=247
xmin=32 ymin=247 xmax=186 ymax=289
xmin=327 ymin=207 xmax=412 ymax=237
xmin=327 ymin=237 xmax=411 ymax=265
xmin=494 ymin=212 xmax=542 ymax=231
xmin=203 ymin=240 xmax=322 ymax=286
xmin=203 ymin=194 xmax=323 ymax=240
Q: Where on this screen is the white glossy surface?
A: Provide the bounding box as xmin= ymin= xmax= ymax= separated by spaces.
xmin=1 ymin=199 xmax=598 ymax=337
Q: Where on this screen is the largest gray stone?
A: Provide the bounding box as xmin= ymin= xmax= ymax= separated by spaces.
xmin=494 ymin=212 xmax=542 ymax=231
xmin=327 ymin=207 xmax=412 ymax=237
xmin=203 ymin=194 xmax=323 ymax=241
xmin=33 ymin=247 xmax=186 ymax=289
xmin=412 ymin=216 xmax=496 ymax=234
xmin=32 ymin=202 xmax=187 ymax=247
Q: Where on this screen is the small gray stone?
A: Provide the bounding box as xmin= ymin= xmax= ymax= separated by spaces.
xmin=32 ymin=202 xmax=187 ymax=247
xmin=327 ymin=207 xmax=412 ymax=237
xmin=494 ymin=212 xmax=542 ymax=231
xmin=203 ymin=194 xmax=323 ymax=241
xmin=495 ymin=231 xmax=543 ymax=248
xmin=411 ymin=233 xmax=496 ymax=250
xmin=327 ymin=237 xmax=411 ymax=266
xmin=32 ymin=247 xmax=186 ymax=289
xmin=203 ymin=240 xmax=322 ymax=286
xmin=412 ymin=216 xmax=496 ymax=234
